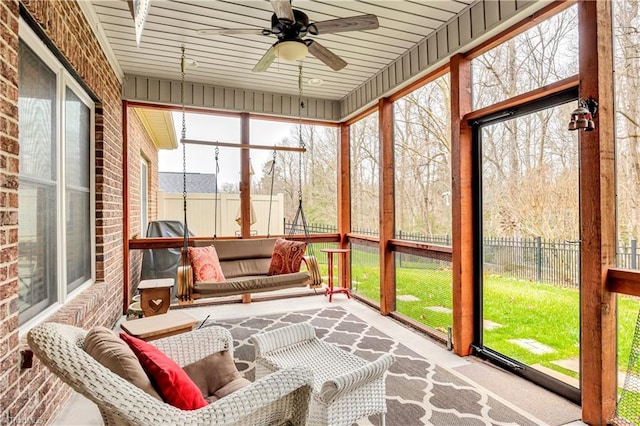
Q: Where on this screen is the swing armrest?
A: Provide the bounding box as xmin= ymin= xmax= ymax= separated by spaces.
xmin=302 ymin=255 xmax=323 ymax=287
xmin=176 ymin=264 xmax=194 ymax=301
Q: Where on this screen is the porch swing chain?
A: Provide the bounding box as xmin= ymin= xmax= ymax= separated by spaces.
xmin=266 ymin=149 xmax=276 ymax=238
xmin=297 ymin=64 xmax=305 ymax=203
xmin=180 ymin=46 xmax=190 ymax=301
xmin=292 ymin=65 xmax=322 ymax=290
xmin=213 ymin=147 xmax=219 ymax=238
xmin=181 ymin=47 xmax=187 ymax=225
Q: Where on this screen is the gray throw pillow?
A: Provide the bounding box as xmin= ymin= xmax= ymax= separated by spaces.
xmin=182 ymin=350 xmax=251 ymax=400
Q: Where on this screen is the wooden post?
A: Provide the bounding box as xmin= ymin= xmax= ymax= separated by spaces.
xmin=578 ymin=0 xmax=617 ymax=423
xmin=240 ymin=113 xmax=251 ymax=239
xmin=338 ymin=124 xmax=351 ymax=285
xmin=240 ymin=113 xmax=251 ymax=303
xmin=379 ymin=97 xmax=395 ymax=315
xmin=122 ymin=101 xmax=130 ymax=314
xmin=338 ymin=124 xmax=351 ymax=246
xmin=450 ymin=53 xmax=474 ymax=356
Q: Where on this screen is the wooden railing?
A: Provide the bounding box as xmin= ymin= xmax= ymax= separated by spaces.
xmin=128 ymin=233 xmax=341 ymax=250
xmin=608 ymin=268 xmax=640 ymax=297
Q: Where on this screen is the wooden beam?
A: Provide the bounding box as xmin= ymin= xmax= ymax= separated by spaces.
xmin=578 ymin=1 xmax=617 ymax=423
xmin=608 ymin=268 xmax=640 ymax=297
xmin=379 ymin=97 xmax=395 ymax=316
xmin=125 ymin=100 xmax=340 ymax=127
xmin=389 ymin=311 xmax=448 ymax=344
xmin=338 ymin=124 xmax=351 ymax=249
xmin=344 ymin=105 xmax=378 ymax=126
xmin=240 ymin=113 xmax=251 ymax=240
xmin=122 ymin=101 xmax=131 ymax=315
xmin=388 ymin=64 xmax=449 ymax=103
xmin=389 ymin=240 xmax=453 ymax=262
xmin=181 ymin=138 xmax=306 ymax=153
xmin=450 ymin=53 xmax=474 ymax=357
xmin=465 ymin=1 xmax=577 ymax=60
xmin=128 ymin=233 xmax=340 ymax=250
xmin=464 ymin=75 xmax=579 ymax=122
xmin=338 ymin=123 xmax=351 ymax=288
xmin=346 ymin=234 xmax=378 ymax=248
xmin=239 ymin=113 xmax=253 ymax=302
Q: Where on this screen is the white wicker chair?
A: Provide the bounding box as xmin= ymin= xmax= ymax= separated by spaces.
xmin=250 ymin=322 xmax=394 ymax=426
xmin=28 ymin=322 xmax=313 ymax=426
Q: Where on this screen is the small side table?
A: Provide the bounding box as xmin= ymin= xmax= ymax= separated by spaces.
xmin=120 ymin=311 xmax=198 ymax=341
xmin=321 ymin=248 xmax=351 ymax=302
xmin=138 ymin=278 xmax=174 ymax=317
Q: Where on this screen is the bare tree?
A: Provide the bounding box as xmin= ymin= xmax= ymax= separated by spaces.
xmin=615 ymin=0 xmax=640 ymax=243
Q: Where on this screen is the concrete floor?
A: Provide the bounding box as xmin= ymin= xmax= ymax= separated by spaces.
xmin=52 ymin=294 xmax=585 ymax=426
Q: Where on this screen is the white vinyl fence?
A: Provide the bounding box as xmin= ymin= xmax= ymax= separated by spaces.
xmin=157 ymin=191 xmax=285 ymax=237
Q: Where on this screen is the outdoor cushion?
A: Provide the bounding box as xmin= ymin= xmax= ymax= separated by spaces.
xmin=120 ymin=333 xmax=208 ymax=410
xmin=219 ymin=257 xmax=271 ymax=278
xmin=194 ymin=272 xmax=310 ymax=297
xmin=183 ymin=350 xmax=251 ymax=401
xmin=188 ymin=245 xmax=225 ymax=283
xmin=196 ymin=238 xmax=275 ymax=261
xmin=268 ymin=238 xmax=307 ymax=275
xmin=84 ymin=326 xmax=162 ymax=401
xmin=194 ymin=238 xmax=275 ymax=277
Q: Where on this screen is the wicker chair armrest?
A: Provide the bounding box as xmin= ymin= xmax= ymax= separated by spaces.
xmin=199 ymin=366 xmax=314 ymax=424
xmin=151 ymin=326 xmax=233 ymax=366
xmin=319 ymin=353 xmax=394 ymax=404
xmin=250 ymin=322 xmax=316 ymax=357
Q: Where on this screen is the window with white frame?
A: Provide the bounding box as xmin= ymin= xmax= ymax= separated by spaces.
xmin=140 ymin=159 xmax=149 ymax=236
xmin=18 ymin=21 xmax=95 ymax=325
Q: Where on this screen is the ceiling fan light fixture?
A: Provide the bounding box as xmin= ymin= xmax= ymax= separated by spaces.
xmin=273 ymin=40 xmax=308 ymax=62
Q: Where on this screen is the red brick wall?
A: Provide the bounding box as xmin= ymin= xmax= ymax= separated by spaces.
xmin=1 ymin=0 xmax=127 ymax=423
xmin=0 ymin=0 xmax=22 ymax=421
xmin=128 ymin=109 xmax=160 ymax=295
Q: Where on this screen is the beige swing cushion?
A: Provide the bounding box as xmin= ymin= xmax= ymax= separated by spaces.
xmin=178 ymin=238 xmax=312 ymax=300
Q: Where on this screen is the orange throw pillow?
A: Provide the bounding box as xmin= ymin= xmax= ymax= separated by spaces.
xmin=188 ymin=246 xmax=225 ymax=283
xmin=268 ymin=238 xmax=307 ymax=275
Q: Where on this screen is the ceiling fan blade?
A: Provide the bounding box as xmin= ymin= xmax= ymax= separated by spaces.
xmin=252 ymin=45 xmax=277 ymax=72
xmin=270 ymin=0 xmax=295 ymax=22
xmin=307 ymin=40 xmax=347 ymax=71
xmin=312 ymin=14 xmax=379 ymax=35
xmin=197 ymin=28 xmax=263 ymax=35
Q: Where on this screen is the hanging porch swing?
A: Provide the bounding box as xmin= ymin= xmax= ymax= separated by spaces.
xmin=175 ymin=48 xmax=322 ymax=303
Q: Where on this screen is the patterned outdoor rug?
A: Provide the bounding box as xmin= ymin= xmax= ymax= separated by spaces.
xmin=206 ymin=307 xmax=546 ymax=426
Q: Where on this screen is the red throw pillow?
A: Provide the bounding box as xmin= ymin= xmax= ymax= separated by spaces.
xmin=268 ymin=238 xmax=307 ymax=275
xmin=120 ymin=333 xmax=208 ymax=410
xmin=188 ymin=246 xmax=225 ymax=283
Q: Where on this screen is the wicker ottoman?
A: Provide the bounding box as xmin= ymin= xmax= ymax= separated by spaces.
xmin=251 ymin=322 xmax=394 ymax=426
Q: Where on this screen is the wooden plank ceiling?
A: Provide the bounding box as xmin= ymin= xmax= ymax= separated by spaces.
xmin=90 ymin=0 xmax=473 ymax=101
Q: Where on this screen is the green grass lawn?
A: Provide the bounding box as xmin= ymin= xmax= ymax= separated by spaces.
xmin=344 ymin=262 xmax=640 ymax=378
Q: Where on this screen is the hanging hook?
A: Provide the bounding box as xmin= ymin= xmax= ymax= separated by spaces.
xmin=268 ymin=149 xmax=277 ymax=175
xmin=180 ymin=46 xmax=186 ymax=75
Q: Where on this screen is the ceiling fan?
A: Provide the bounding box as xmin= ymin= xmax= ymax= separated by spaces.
xmin=197 ymin=0 xmax=379 ymax=72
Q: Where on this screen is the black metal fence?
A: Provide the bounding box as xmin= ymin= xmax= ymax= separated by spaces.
xmin=483 ymin=237 xmax=580 ymax=287
xmin=285 ymin=222 xmax=640 ymax=288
